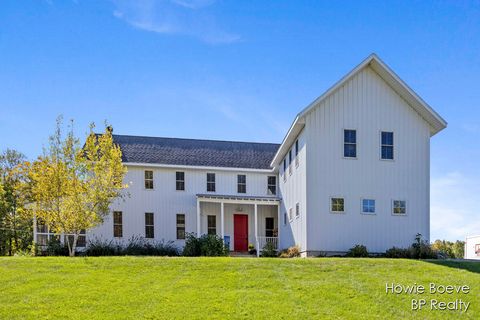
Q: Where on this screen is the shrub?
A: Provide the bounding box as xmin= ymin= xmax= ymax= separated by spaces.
xmin=409 ymin=234 xmax=437 ymax=259
xmin=85 ymin=236 xmax=179 ymax=257
xmin=279 ymin=245 xmax=301 ymax=258
xmin=46 ymin=237 xmax=69 ymax=256
xmin=85 ymin=238 xmax=122 ymax=256
xmin=260 ymin=241 xmax=277 ymax=257
xmin=384 ymin=234 xmax=437 ymax=260
xmin=346 ymin=244 xmax=369 ymax=257
xmin=182 ymin=233 xmax=228 ymax=257
xmin=182 ymin=233 xmax=201 ymax=256
xmin=385 ymin=246 xmax=410 ymax=258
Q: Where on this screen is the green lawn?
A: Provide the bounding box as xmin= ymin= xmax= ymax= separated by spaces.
xmin=0 ymin=257 xmax=478 ymax=319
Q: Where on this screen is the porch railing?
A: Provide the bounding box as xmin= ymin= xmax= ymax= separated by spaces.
xmin=256 ymin=236 xmax=278 ymax=255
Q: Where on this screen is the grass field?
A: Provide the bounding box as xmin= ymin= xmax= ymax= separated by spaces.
xmin=0 ymin=257 xmax=478 ymax=319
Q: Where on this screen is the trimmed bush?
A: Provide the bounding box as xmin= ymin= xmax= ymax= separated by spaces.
xmin=84 ymin=236 xmax=179 ymax=257
xmin=385 ymin=246 xmax=410 ymax=258
xmin=260 ymin=241 xmax=277 ymax=257
xmin=346 ymin=244 xmax=369 ymax=257
xmin=182 ymin=233 xmax=228 ymax=257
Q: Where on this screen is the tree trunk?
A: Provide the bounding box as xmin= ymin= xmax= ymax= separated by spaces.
xmin=68 ymin=233 xmax=78 ymax=257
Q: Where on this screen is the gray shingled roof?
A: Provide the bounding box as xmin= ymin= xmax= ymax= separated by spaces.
xmin=112 ymin=135 xmax=280 ymax=170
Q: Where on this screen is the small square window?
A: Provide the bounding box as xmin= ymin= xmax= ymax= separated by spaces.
xmin=362 ymin=199 xmax=375 ymax=214
xmin=331 ymin=198 xmax=345 ymax=213
xmin=393 ymin=200 xmax=406 ymax=215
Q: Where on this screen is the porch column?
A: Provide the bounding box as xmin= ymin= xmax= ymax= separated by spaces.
xmin=196 ymin=199 xmax=201 ymax=236
xmin=254 ymin=203 xmax=258 ymax=257
xmin=220 ymin=202 xmax=225 ymax=241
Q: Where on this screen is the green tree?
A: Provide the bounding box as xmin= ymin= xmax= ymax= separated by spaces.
xmin=0 ymin=149 xmax=32 ymax=256
xmin=28 ymin=118 xmax=127 ymax=256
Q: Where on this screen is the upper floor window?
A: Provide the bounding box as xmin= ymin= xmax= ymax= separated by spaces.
xmin=176 ymin=214 xmax=186 ymax=239
xmin=283 ymin=158 xmax=287 ymax=181
xmin=288 ymin=150 xmax=293 ymax=175
xmin=144 ymin=170 xmax=154 ymax=189
xmin=113 ymin=211 xmax=123 ymax=237
xmin=344 ymin=129 xmax=357 ymax=158
xmin=145 ymin=212 xmax=154 ymax=239
xmin=283 ymin=212 xmax=287 ymax=225
xmin=237 ymin=175 xmax=246 ymax=194
xmin=295 ymin=140 xmax=299 ymax=167
xmin=288 ymin=207 xmax=293 ymax=220
xmin=207 ymin=173 xmax=216 ymax=192
xmin=362 ymin=199 xmax=376 ymax=214
xmin=267 ymin=176 xmax=276 ymax=195
xmin=207 ymin=215 xmax=216 ymax=235
xmin=331 ymin=198 xmax=345 ymax=213
xmin=392 ymin=200 xmax=406 ymax=215
xmin=381 ymin=132 xmax=394 ymax=160
xmin=295 ymin=203 xmax=300 ymax=217
xmin=176 ymin=171 xmax=185 ymax=191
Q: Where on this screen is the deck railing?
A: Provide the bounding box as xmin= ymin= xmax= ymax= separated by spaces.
xmin=256 ymin=236 xmax=278 ymax=256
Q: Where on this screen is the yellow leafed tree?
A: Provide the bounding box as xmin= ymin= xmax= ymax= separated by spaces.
xmin=28 ymin=117 xmax=127 ymax=256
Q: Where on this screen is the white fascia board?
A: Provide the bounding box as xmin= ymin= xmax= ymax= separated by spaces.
xmin=124 ymin=162 xmax=275 ymax=173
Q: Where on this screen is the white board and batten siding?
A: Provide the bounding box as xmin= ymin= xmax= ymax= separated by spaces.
xmin=303 ymin=66 xmax=430 ymax=254
xmin=278 ymin=130 xmax=307 ymax=252
xmin=89 ymin=165 xmax=278 ymax=250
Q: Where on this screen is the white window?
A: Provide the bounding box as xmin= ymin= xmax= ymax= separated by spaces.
xmin=176 ymin=172 xmax=185 ymax=191
xmin=207 ymin=215 xmax=216 ymax=235
xmin=207 ymin=173 xmax=216 ymax=192
xmin=288 ymin=150 xmax=292 ymax=175
xmin=331 ymin=198 xmax=345 ymax=213
xmin=295 ymin=140 xmax=299 ymax=167
xmin=145 ymin=212 xmax=154 ymax=239
xmin=144 ymin=170 xmax=153 ymax=189
xmin=295 ymin=203 xmax=300 ymax=218
xmin=381 ymin=132 xmax=394 ymax=160
xmin=392 ymin=200 xmax=406 ymax=215
xmin=362 ymin=199 xmax=375 ymax=214
xmin=237 ymin=175 xmax=246 ymax=194
xmin=289 ymin=207 xmax=293 ymax=220
xmin=176 ymin=214 xmax=186 ymax=239
xmin=113 ymin=211 xmax=123 ymax=237
xmin=344 ymin=129 xmax=357 ymax=158
xmin=267 ymin=176 xmax=276 ymax=195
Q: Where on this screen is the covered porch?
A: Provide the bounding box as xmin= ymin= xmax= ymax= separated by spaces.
xmin=196 ymin=194 xmax=280 ymax=256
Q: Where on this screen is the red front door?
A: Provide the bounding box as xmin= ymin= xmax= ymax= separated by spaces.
xmin=234 ymin=214 xmax=248 ymax=251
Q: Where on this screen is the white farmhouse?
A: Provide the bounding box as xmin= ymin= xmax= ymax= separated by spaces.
xmin=34 ymin=54 xmax=447 ymax=256
xmin=465 ymin=235 xmax=480 ymax=260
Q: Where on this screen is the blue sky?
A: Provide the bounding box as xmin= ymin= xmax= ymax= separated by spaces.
xmin=0 ymin=0 xmax=479 ymax=241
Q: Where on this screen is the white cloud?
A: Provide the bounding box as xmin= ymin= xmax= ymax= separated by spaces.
xmin=431 ymin=171 xmax=480 ymax=241
xmin=111 ymin=0 xmax=241 ymax=44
